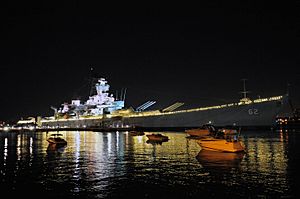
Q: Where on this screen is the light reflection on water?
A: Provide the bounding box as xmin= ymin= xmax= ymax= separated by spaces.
xmin=0 ymin=130 xmax=298 ymax=198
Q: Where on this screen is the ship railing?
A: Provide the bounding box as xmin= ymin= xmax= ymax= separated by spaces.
xmin=125 ymin=95 xmax=284 ymax=118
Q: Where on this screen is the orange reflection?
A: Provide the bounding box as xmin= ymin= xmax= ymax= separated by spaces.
xmin=196 ymin=149 xmax=245 ymax=169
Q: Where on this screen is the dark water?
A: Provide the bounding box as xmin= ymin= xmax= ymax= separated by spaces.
xmin=0 ymin=129 xmax=299 ymax=198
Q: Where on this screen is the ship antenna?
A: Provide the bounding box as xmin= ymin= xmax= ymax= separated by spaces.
xmin=286 ymin=82 xmax=291 ymax=97
xmin=240 ymin=78 xmax=251 ymax=101
xmin=89 ymin=67 xmax=98 ymax=96
xmin=242 ymin=78 xmax=247 ymax=98
xmin=123 ymin=88 xmax=127 ymax=101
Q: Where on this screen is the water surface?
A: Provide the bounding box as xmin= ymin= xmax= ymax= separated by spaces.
xmin=0 ymin=129 xmax=298 ymax=198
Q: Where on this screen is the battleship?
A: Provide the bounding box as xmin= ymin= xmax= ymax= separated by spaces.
xmin=37 ymin=77 xmax=293 ymax=130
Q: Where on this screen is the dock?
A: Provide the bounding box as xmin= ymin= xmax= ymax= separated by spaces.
xmin=0 ymin=126 xmax=136 ymax=133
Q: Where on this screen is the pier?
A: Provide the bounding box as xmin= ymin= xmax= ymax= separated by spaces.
xmin=0 ymin=125 xmax=136 ymax=133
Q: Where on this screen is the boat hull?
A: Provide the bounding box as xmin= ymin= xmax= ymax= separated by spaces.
xmin=123 ymin=95 xmax=290 ymax=128
xmin=146 ymin=134 xmax=169 ymax=142
xmin=196 ymin=138 xmax=245 ymax=153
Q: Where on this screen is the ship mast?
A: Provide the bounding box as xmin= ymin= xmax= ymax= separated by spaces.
xmin=89 ymin=67 xmax=99 ymax=96
xmin=240 ymin=78 xmax=251 ymax=102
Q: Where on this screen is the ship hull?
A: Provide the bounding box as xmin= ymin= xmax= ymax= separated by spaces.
xmin=124 ymin=99 xmax=285 ymax=128
xmin=40 ymin=95 xmax=292 ymax=129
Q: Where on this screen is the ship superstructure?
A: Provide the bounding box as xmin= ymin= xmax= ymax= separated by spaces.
xmin=54 ymin=78 xmax=125 ymax=119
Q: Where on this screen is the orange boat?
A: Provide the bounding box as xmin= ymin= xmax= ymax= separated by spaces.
xmin=196 ymin=128 xmax=245 ymax=153
xmin=185 ymin=128 xmax=211 ymax=137
xmin=146 ymin=133 xmax=169 ymax=142
xmin=185 ymin=124 xmax=217 ymax=138
xmin=196 ymin=137 xmax=245 ymax=153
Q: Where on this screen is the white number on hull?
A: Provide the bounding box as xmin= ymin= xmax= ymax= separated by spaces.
xmin=248 ymin=109 xmax=259 ymax=115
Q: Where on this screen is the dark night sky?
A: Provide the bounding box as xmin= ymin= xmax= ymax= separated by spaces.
xmin=0 ymin=2 xmax=298 ymax=122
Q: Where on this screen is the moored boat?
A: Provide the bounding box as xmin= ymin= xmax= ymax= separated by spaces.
xmin=146 ymin=133 xmax=169 ymax=142
xmin=47 ymin=133 xmax=67 ymax=145
xmin=185 ymin=128 xmax=211 ymax=137
xmin=196 ymin=128 xmax=245 ymax=153
xmin=196 ymin=137 xmax=245 ymax=153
